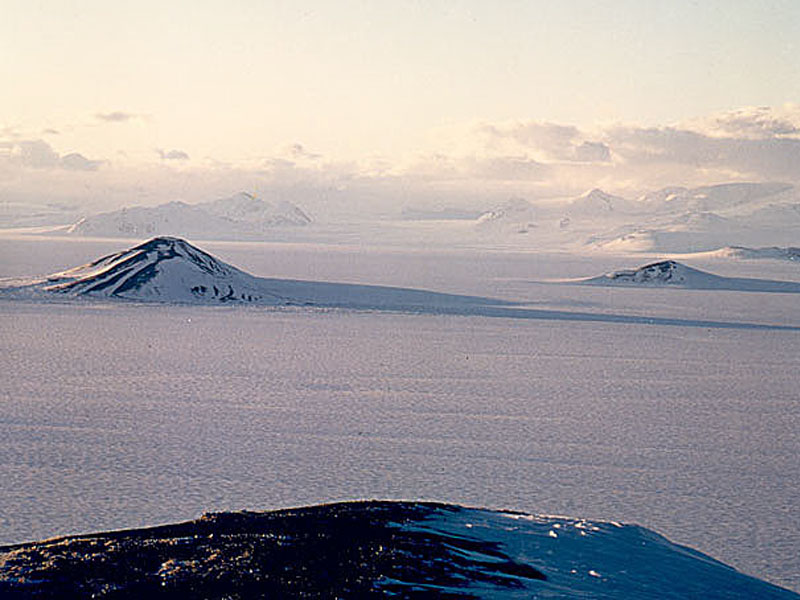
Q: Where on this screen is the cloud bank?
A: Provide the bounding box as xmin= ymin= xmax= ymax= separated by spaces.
xmin=95 ymin=111 xmax=138 ymax=123
xmin=2 ymin=104 xmax=799 ymax=214
xmin=0 ymin=139 xmax=102 ymax=171
xmin=157 ymin=149 xmax=190 ymax=161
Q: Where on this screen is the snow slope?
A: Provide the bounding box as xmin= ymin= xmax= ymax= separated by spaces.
xmin=577 ymin=259 xmax=800 ymax=292
xmin=681 ymin=246 xmax=800 ymax=262
xmin=639 ymin=181 xmax=793 ymax=212
xmin=0 ymin=501 xmax=796 ymax=599
xmin=200 ymin=191 xmax=312 ymax=229
xmin=465 ymin=182 xmax=800 ymax=252
xmin=590 ymin=182 xmax=800 ymax=252
xmin=476 ymin=198 xmax=537 ymax=233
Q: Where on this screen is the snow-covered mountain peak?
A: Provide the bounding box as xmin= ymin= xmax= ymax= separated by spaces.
xmin=568 ymin=188 xmax=635 ymax=214
xmin=123 ymin=236 xmax=235 ymax=276
xmin=605 ymin=260 xmax=688 ymax=284
xmin=582 ymin=188 xmax=616 ymax=202
xmin=202 ymin=192 xmax=312 ymax=226
xmin=577 ymin=259 xmax=716 ymax=286
xmin=578 ymin=259 xmax=800 ymax=292
xmin=20 ymin=237 xmax=513 ymax=309
xmin=65 ymin=193 xmax=311 ymax=240
xmin=44 ymin=236 xmax=268 ymax=302
xmin=641 ymin=182 xmax=794 ymax=212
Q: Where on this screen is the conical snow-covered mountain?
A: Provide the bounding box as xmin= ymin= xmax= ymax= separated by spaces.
xmin=45 ymin=237 xmax=278 ymax=303
xmin=587 ymin=260 xmax=712 ymax=286
xmin=28 ymin=237 xmax=508 ymax=310
xmin=578 ymin=259 xmax=800 ymax=292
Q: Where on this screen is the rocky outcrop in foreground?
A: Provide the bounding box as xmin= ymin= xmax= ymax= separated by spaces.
xmin=1 ymin=501 xmax=798 ymax=599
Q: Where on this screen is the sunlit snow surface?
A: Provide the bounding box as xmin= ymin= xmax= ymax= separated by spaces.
xmin=1 ymin=235 xmax=799 ymax=594
xmin=405 ymin=505 xmax=799 ymax=598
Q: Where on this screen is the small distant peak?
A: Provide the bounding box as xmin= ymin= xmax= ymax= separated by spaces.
xmin=582 ymin=188 xmax=610 ymax=199
xmin=604 ymin=259 xmax=688 ymax=284
xmin=570 ymin=188 xmax=622 ymax=212
xmin=229 ymin=191 xmax=259 ymax=202
xmin=136 ymin=235 xmax=187 ymax=247
xmin=128 ymin=236 xmax=198 ymax=255
xmin=641 ymin=259 xmax=680 ymax=269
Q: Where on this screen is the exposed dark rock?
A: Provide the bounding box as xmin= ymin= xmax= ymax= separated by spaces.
xmin=0 ymin=501 xmax=545 ymax=599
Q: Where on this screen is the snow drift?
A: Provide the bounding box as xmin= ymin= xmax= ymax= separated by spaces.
xmin=693 ymin=246 xmax=800 ymax=262
xmin=0 ymin=501 xmax=796 ymax=599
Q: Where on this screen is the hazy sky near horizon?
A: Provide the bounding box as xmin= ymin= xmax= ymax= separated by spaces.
xmin=2 ymin=0 xmax=800 ymax=206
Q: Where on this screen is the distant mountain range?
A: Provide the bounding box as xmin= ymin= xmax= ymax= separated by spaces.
xmin=471 ymin=182 xmax=800 ymax=253
xmin=3 ymin=181 xmax=800 ymax=253
xmin=65 ymin=192 xmax=311 ymax=239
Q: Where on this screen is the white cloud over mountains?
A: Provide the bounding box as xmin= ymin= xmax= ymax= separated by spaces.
xmin=2 ymin=105 xmax=799 ymax=212
xmin=157 ymin=149 xmax=190 ymax=161
xmin=435 ymin=104 xmax=800 ymax=190
xmin=688 ymin=105 xmax=800 ymax=139
xmin=0 ymin=139 xmax=102 ymax=171
xmin=95 ymin=111 xmax=139 ymax=123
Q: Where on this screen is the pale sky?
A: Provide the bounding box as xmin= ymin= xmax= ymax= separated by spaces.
xmin=2 ymin=0 xmax=800 ymax=206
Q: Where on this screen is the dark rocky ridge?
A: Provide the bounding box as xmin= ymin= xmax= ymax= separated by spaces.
xmin=0 ymin=501 xmax=543 ymax=599
xmin=606 ymin=260 xmax=687 ymax=283
xmin=2 ymin=501 xmax=798 ymax=599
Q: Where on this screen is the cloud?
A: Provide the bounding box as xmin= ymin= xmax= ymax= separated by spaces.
xmin=61 ymin=152 xmax=103 ymax=171
xmin=479 ymin=121 xmax=578 ymax=160
xmin=482 ymin=122 xmax=577 ymax=147
xmin=1 ymin=126 xmax=20 ymax=139
xmin=464 ymin=156 xmax=550 ymax=181
xmin=6 ymin=139 xmax=61 ymax=168
xmin=603 ymin=124 xmax=800 ymax=180
xmin=476 ymin=121 xmax=610 ymax=164
xmin=95 ymin=111 xmax=137 ymax=123
xmin=687 ymin=105 xmax=800 ymax=140
xmin=288 ymin=143 xmax=321 ymax=161
xmin=573 ymin=141 xmax=611 ymax=163
xmin=0 ymin=139 xmax=103 ymax=172
xmin=2 ymin=104 xmax=800 ymax=219
xmin=157 ymin=148 xmax=190 ymax=160
xmin=453 ymin=106 xmax=800 ymax=190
